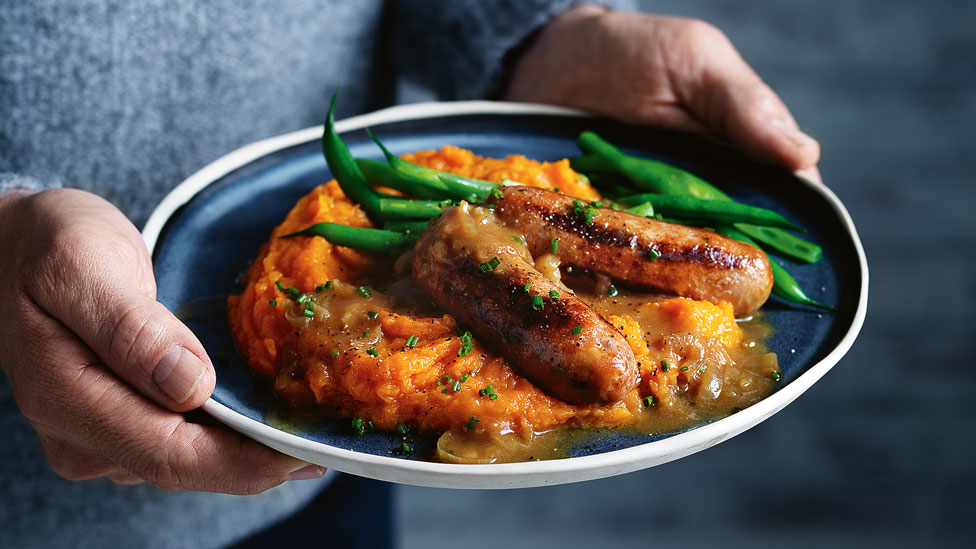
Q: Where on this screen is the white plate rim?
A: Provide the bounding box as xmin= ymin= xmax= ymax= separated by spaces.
xmin=143 ymin=100 xmax=869 ymax=490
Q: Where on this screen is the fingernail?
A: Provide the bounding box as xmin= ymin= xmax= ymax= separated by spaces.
xmin=153 ymin=347 xmax=207 ymax=403
xmin=285 ymin=465 xmax=326 ymax=481
xmin=771 ymin=119 xmax=818 ymax=149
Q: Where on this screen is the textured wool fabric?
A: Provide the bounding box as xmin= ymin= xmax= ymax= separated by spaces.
xmin=0 ymin=1 xmax=616 ymax=547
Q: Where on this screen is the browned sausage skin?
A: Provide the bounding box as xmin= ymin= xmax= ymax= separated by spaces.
xmin=412 ymin=204 xmax=639 ymax=405
xmin=489 ymin=187 xmax=774 ymax=316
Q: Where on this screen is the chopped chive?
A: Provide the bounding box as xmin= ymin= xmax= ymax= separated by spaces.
xmin=367 ymin=420 xmax=375 ymax=430
xmin=297 ymin=293 xmax=310 ymax=305
xmin=331 ymin=349 xmax=339 ymax=357
xmin=357 ymin=286 xmax=371 ymax=298
xmin=661 ymin=360 xmax=670 ymax=372
xmin=465 ymin=416 xmax=479 ymax=429
xmin=316 ymin=281 xmax=333 ymax=292
xmin=642 ymin=395 xmax=656 ymax=407
xmin=645 ymin=248 xmax=661 ymax=261
xmin=287 ymin=286 xmax=301 ymax=299
xmin=591 ymin=200 xmax=603 ymax=209
xmin=572 ymin=199 xmax=598 ymax=224
xmin=396 ymin=423 xmax=410 ymax=435
xmin=551 ymin=238 xmax=559 ymax=254
xmin=531 ymin=295 xmax=544 ymax=311
xmin=268 ymin=299 xmax=277 ymax=307
xmin=405 ymin=335 xmax=419 ymax=348
xmin=571 ymin=325 xmax=583 ymax=335
xmin=438 ymin=375 xmax=452 ymax=386
xmin=275 ymin=280 xmax=286 ymax=292
xmin=479 ymin=257 xmax=501 ymax=272
xmin=549 ymin=290 xmax=560 ymax=301
xmin=351 ymin=417 xmax=365 ymax=436
xmin=523 ymin=282 xmax=531 ymax=293
xmin=397 ymin=442 xmax=412 ymax=456
xmin=553 ymin=188 xmax=560 ymax=193
xmin=511 ymin=235 xmax=524 ymax=244
xmin=680 ymin=366 xmax=689 ymax=372
xmin=608 ymin=284 xmax=619 ymax=297
xmin=366 ymin=311 xmax=379 ymax=319
xmin=699 ymin=365 xmax=707 ymax=373
xmin=367 ymin=348 xmax=378 ymax=357
xmin=479 ymin=384 xmax=497 ymax=399
xmin=302 ymin=308 xmax=315 ymax=318
xmin=458 ymin=331 xmax=474 ymax=357
xmin=363 ymin=329 xmax=370 ymax=338
xmin=771 ymin=371 xmax=782 ymax=382
xmin=452 ymin=380 xmax=462 ymax=393
xmin=459 ymin=372 xmax=470 ymax=383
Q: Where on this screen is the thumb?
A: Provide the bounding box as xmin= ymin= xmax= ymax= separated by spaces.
xmin=674 ymin=22 xmax=821 ymax=171
xmin=708 ymin=75 xmax=821 ymax=171
xmin=43 ymin=289 xmax=216 ymax=411
xmin=13 ymin=188 xmax=215 ymax=412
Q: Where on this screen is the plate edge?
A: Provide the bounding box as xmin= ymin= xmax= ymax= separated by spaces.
xmin=149 ymin=102 xmax=870 ymax=489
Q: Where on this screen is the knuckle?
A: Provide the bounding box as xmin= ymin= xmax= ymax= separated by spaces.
xmin=45 ymin=452 xmax=99 ymax=482
xmin=681 ymin=18 xmax=728 ymax=45
xmin=106 ymin=300 xmax=161 ymax=376
xmin=143 ymin=460 xmax=183 ymax=492
xmin=127 ymin=425 xmax=186 ymax=492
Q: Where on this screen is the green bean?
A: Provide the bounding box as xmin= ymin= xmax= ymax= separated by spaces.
xmin=355 ymin=158 xmax=450 ymax=200
xmin=378 ymin=197 xmax=446 ymax=219
xmin=368 ymin=130 xmax=497 ymax=203
xmin=616 ymin=194 xmax=804 ymax=231
xmin=624 ymin=202 xmax=655 ymax=218
xmin=733 ymin=224 xmax=822 ymax=264
xmin=322 ymin=91 xmax=382 ymax=222
xmin=383 ymin=220 xmax=431 ymax=234
xmin=574 ymin=131 xmax=822 ymax=263
xmin=575 ymin=133 xmax=728 ymax=200
xmin=580 ymin=170 xmax=635 ymax=198
xmin=280 ymin=222 xmax=417 ymax=253
xmin=716 ymin=226 xmax=833 ymax=310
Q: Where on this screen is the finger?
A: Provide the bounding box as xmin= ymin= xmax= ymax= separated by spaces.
xmin=36 ymin=433 xmax=119 ymax=482
xmin=107 ymin=472 xmax=146 ymax=486
xmin=706 ymin=76 xmax=821 ymax=171
xmin=673 ymin=21 xmax=820 ymax=170
xmin=32 ymin=274 xmax=215 ymax=412
xmin=797 ymin=165 xmax=823 ymax=184
xmin=24 ymin=309 xmax=321 ymax=494
xmin=15 ymin=190 xmax=215 ymax=412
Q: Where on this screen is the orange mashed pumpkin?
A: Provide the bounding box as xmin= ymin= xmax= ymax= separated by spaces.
xmin=228 ymin=146 xmax=755 ymax=437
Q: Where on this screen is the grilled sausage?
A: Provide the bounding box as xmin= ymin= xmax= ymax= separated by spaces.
xmin=490 ymin=186 xmax=774 ymax=316
xmin=412 ymin=203 xmax=639 ymax=405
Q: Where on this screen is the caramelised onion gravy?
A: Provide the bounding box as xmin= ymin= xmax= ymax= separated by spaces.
xmin=273 ymin=202 xmax=777 ymax=463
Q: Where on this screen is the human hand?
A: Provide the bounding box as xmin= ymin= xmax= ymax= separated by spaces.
xmin=0 ymin=189 xmax=324 ymax=493
xmin=504 ymin=6 xmax=821 ymax=180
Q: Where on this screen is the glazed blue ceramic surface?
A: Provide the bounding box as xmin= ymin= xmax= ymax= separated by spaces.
xmin=152 ymin=110 xmax=863 ymax=464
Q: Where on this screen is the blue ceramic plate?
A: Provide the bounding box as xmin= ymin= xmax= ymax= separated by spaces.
xmin=144 ymin=102 xmax=868 ymax=489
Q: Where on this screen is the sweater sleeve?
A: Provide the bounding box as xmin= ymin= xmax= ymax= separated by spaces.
xmin=387 ymin=0 xmax=636 ymax=101
xmin=0 ymin=173 xmax=62 ymax=196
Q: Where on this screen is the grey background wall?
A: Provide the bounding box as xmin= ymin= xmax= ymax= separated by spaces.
xmin=396 ymin=1 xmax=976 ymax=546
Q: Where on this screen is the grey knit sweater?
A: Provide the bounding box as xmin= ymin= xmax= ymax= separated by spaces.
xmin=0 ymin=1 xmax=611 ymax=547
